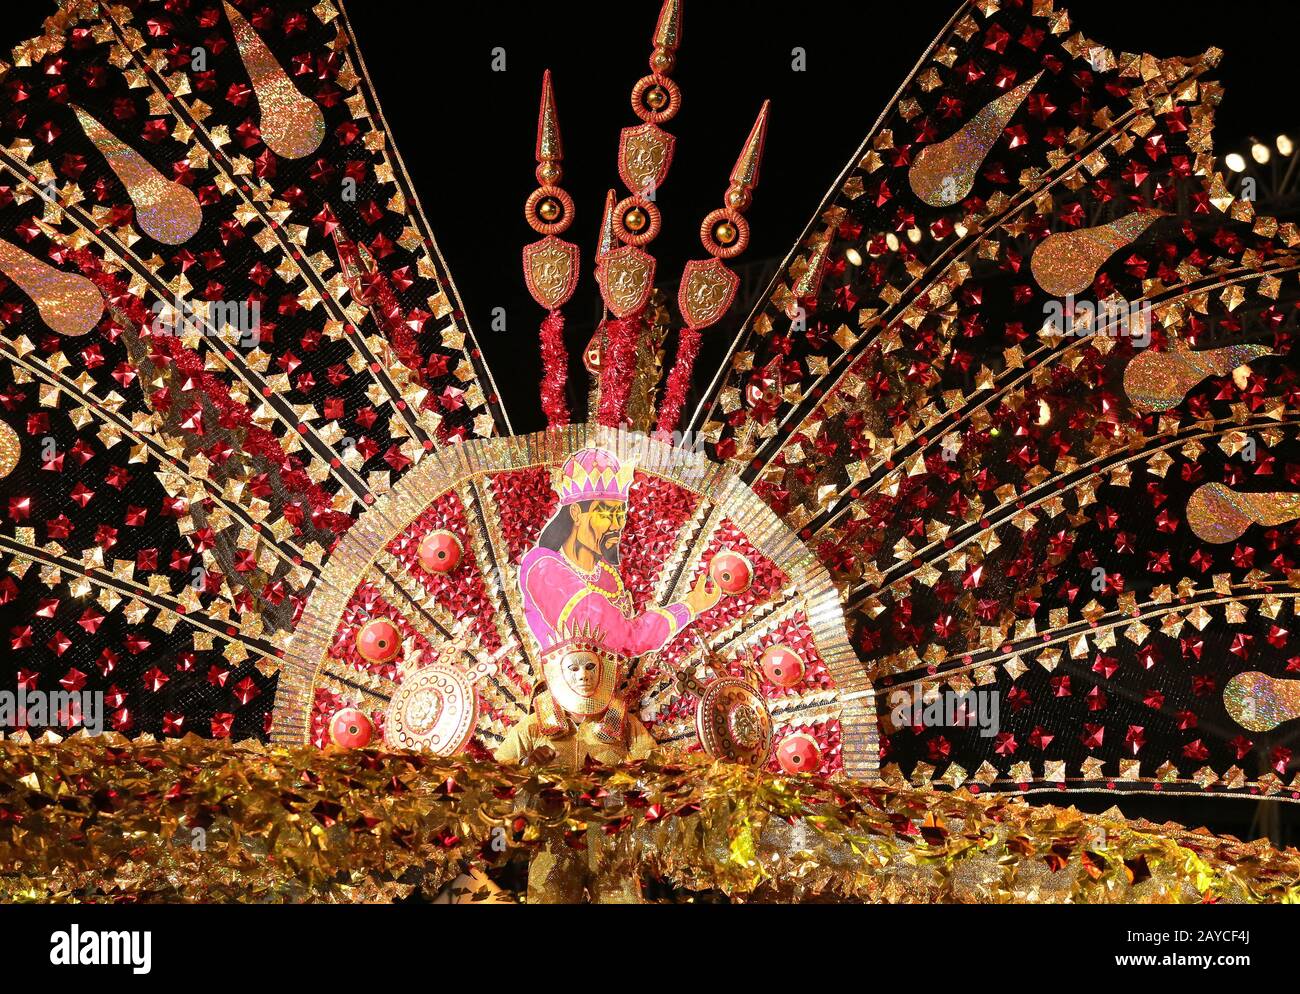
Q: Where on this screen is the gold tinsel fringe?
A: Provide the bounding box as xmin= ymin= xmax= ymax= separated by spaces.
xmin=0 ymin=733 xmax=1297 ymax=903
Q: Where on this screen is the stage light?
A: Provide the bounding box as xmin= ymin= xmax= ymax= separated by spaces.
xmin=1251 ymin=142 xmax=1271 ymax=165
xmin=1278 ymin=134 xmax=1294 ymax=157
xmin=1225 ymin=152 xmax=1247 ymax=173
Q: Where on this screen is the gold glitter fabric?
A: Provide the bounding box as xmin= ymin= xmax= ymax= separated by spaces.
xmin=224 ymin=1 xmax=326 ymax=160
xmin=0 ymin=420 xmax=19 ymax=479
xmin=1224 ymin=671 xmax=1300 ymax=733
xmin=72 ymin=107 xmax=203 ymax=245
xmin=1030 ymin=211 xmax=1162 ymax=297
xmin=1 ymin=734 xmax=1298 ymax=904
xmin=1124 ymin=345 xmax=1274 ymax=412
xmin=909 ymin=75 xmax=1040 ymax=207
xmin=0 ymin=238 xmax=102 ymax=337
xmin=1186 ymin=482 xmax=1300 ymax=544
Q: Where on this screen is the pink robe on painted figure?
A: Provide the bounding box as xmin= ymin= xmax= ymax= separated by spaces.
xmin=519 ymin=547 xmax=693 ymax=657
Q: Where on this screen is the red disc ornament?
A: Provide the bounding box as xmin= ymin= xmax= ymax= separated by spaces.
xmin=709 ymin=549 xmax=753 ymax=595
xmin=776 ymin=732 xmax=821 ymax=774
xmin=582 ymin=326 xmax=603 ymax=375
xmin=328 ymin=707 xmax=374 ymax=749
xmin=419 ymin=529 xmax=464 ymax=574
xmin=760 ymin=645 xmax=805 ymax=688
xmin=356 ymin=618 xmax=402 ymax=664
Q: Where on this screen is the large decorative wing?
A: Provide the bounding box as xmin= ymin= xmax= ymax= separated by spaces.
xmin=690 ymin=0 xmax=1300 ymax=799
xmin=0 ymin=0 xmax=506 ymax=741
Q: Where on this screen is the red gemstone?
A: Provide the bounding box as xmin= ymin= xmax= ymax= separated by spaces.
xmin=355 ymin=619 xmax=401 ymax=664
xmin=418 ymin=529 xmax=463 ymax=574
xmin=329 ymin=707 xmax=374 ymax=749
xmin=760 ymin=645 xmax=804 ymax=688
xmin=709 ymin=549 xmax=753 ymax=596
xmin=776 ymin=732 xmax=821 ymax=774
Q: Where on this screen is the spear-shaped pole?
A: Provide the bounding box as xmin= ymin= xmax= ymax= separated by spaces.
xmin=655 ymin=100 xmax=770 ymax=439
xmin=522 ymin=69 xmax=579 ymax=427
xmin=594 ymin=0 xmax=684 ymax=428
xmin=583 ymin=190 xmax=620 ymax=400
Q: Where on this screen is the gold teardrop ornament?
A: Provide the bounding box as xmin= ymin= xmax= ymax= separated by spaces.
xmin=73 ymin=107 xmax=202 ymax=245
xmin=1224 ymin=671 xmax=1300 ymax=732
xmin=1123 ymin=344 xmax=1272 ymax=412
xmin=1031 ymin=211 xmax=1161 ymax=297
xmin=0 ymin=420 xmax=19 ymax=479
xmin=1186 ymin=482 xmax=1300 ymax=544
xmin=909 ymin=74 xmax=1040 ymax=207
xmin=224 ymin=1 xmax=326 ymax=160
xmin=0 ymin=237 xmax=103 ymax=336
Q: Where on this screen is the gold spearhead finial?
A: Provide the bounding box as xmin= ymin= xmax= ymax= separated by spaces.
xmin=596 ymin=189 xmax=619 ymax=264
xmin=535 ymin=68 xmax=563 ymax=185
xmin=791 ymin=234 xmax=831 ymax=304
xmin=523 ymin=69 xmax=575 ymax=244
xmin=522 ymin=72 xmax=578 ymax=426
xmin=656 ymin=99 xmax=769 ymax=436
xmin=728 ymin=99 xmax=770 ymax=210
xmin=651 ymin=0 xmax=683 ymax=72
xmin=523 ymin=70 xmax=578 ymax=313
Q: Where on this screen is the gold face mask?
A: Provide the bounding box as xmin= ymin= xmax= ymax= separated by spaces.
xmin=542 ymin=646 xmax=619 ymax=716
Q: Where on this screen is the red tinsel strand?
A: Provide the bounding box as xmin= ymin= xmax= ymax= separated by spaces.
xmin=369 ymin=274 xmax=424 ymax=378
xmin=654 ymin=326 xmax=703 ymax=439
xmin=595 ymin=313 xmax=642 ymax=428
xmin=538 ymin=309 xmax=571 ymax=427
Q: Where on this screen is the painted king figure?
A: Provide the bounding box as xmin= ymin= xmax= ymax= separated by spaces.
xmin=495 ymin=447 xmax=720 ymax=771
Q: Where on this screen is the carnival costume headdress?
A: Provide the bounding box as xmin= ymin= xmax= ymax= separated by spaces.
xmin=532 ymin=622 xmax=631 ymax=745
xmin=5 ymin=0 xmax=1300 ymax=904
xmin=539 ymin=621 xmax=620 ymax=717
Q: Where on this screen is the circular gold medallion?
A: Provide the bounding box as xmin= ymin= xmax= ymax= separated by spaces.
xmin=695 ymin=677 xmax=772 ymax=766
xmin=385 ymin=663 xmax=477 ymax=756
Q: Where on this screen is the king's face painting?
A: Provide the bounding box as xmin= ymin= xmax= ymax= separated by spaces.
xmin=568 ymin=499 xmax=627 ymax=567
